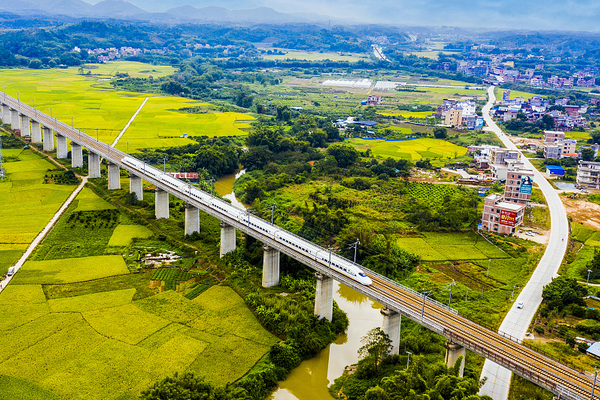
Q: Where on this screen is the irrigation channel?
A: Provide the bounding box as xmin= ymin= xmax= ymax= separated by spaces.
xmin=213 ymin=172 xmax=384 ymax=400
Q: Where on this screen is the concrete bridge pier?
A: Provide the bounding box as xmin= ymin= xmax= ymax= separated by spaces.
xmin=1 ymin=105 xmax=9 ymax=124
xmin=88 ymin=151 xmax=101 ymax=178
xmin=107 ymin=163 xmax=121 ymax=190
xmin=30 ymin=121 xmax=42 ymax=143
xmin=262 ymin=245 xmax=280 ymax=287
xmin=185 ymin=204 xmax=199 ymax=235
xmin=10 ymin=109 xmax=20 ymax=131
xmin=445 ymin=340 xmax=466 ymax=377
xmin=155 ymin=188 xmax=169 ymax=219
xmin=314 ymin=273 xmax=333 ymax=321
xmin=42 ymin=127 xmax=54 ymax=151
xmin=129 ymin=174 xmax=143 ymax=202
xmin=71 ymin=142 xmax=83 ymax=168
xmin=19 ymin=115 xmax=30 ymax=137
xmin=219 ymin=222 xmax=236 ymax=257
xmin=381 ymin=308 xmax=401 ymax=355
xmin=56 ymin=134 xmax=68 ymax=159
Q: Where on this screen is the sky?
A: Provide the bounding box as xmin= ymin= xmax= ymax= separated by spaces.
xmin=85 ymin=0 xmax=600 ymax=31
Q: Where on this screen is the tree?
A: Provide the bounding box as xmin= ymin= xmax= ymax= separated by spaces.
xmin=581 ymin=147 xmax=596 ymax=162
xmin=141 ymin=372 xmax=226 ymax=400
xmin=358 ymin=327 xmax=392 ymax=373
xmin=128 ymin=192 xmax=138 ymax=206
xmin=433 ymin=127 xmax=448 ymax=139
xmin=587 ymin=249 xmax=600 ymax=280
xmin=327 ymin=144 xmax=359 ymax=168
xmin=542 ymin=276 xmax=587 ymax=310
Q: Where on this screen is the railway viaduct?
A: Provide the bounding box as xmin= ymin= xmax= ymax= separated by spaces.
xmin=1 ymin=94 xmax=596 ymax=400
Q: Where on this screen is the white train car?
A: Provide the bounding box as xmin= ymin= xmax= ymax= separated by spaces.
xmin=122 ymin=156 xmax=372 ymax=286
xmin=274 ymin=230 xmax=372 ymax=286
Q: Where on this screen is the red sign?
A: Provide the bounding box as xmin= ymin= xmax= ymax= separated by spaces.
xmin=499 ymin=210 xmax=517 ymax=227
xmin=168 ymin=172 xmax=199 ymax=180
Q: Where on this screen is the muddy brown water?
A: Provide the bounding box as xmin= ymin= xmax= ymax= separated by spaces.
xmin=214 ymin=171 xmax=384 ymax=399
xmin=269 ymin=282 xmax=383 ymax=400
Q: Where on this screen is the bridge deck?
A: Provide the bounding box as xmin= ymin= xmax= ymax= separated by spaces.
xmin=2 ymin=94 xmax=595 ymax=400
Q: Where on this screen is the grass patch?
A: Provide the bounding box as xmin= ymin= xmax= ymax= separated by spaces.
xmin=377 ymin=111 xmax=435 ymax=118
xmin=15 ymin=255 xmax=129 ymax=284
xmin=397 ymin=232 xmax=507 ymax=262
xmin=572 ymin=223 xmax=596 ymax=243
xmin=108 ymin=225 xmax=153 ymax=247
xmin=74 ymin=187 xmax=115 ymax=211
xmin=586 ymin=231 xmax=600 ymax=247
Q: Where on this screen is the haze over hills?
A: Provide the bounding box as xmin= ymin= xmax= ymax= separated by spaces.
xmin=0 ymin=0 xmax=329 ymax=24
xmin=0 ymin=0 xmax=599 ymax=31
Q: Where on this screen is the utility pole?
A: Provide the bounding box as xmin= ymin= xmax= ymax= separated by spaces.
xmin=162 ymin=156 xmax=168 ymax=172
xmin=0 ymin=134 xmax=6 ymax=181
xmin=328 ymin=246 xmax=332 ymax=269
xmin=448 ymin=280 xmax=455 ymax=308
xmin=349 ymin=239 xmax=360 ymax=263
xmin=511 ymin=285 xmax=519 ymax=299
xmin=406 ymin=351 xmax=412 ymax=369
xmin=486 ymin=258 xmax=491 ymax=278
xmin=588 ymin=269 xmax=593 ymax=286
xmin=421 ymin=291 xmax=427 ymax=319
xmin=270 ymin=204 xmax=277 ymax=225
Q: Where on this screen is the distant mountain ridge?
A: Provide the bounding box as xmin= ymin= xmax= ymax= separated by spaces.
xmin=0 ymin=0 xmax=324 ymax=23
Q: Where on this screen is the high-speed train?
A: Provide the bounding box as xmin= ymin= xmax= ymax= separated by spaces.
xmin=121 ymin=156 xmax=372 ymax=286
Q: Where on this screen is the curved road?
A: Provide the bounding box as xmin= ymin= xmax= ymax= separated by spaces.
xmin=479 ymin=86 xmax=570 ymax=399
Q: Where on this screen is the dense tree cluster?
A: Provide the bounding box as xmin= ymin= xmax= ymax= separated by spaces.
xmin=541 ymin=276 xmax=587 ymax=311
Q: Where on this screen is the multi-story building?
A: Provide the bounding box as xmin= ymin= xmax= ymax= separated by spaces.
xmin=490 ymin=148 xmax=520 ymax=166
xmin=504 ymin=166 xmax=535 ymax=204
xmin=577 ymin=161 xmax=600 ymax=189
xmin=544 ymin=139 xmax=577 ymax=159
xmin=544 ymin=130 xmax=565 ymax=143
xmin=481 ymin=193 xmax=526 ymax=235
xmin=445 ymin=108 xmax=463 ymax=126
xmin=544 ymin=144 xmax=560 ymax=159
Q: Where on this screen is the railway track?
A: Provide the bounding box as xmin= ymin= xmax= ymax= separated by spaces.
xmin=2 ymin=94 xmax=596 ymax=400
xmin=371 ymin=276 xmax=595 ymax=400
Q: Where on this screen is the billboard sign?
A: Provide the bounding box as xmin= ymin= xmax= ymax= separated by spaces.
xmin=499 ymin=210 xmax=517 ymax=227
xmin=520 ymin=176 xmax=533 ymax=194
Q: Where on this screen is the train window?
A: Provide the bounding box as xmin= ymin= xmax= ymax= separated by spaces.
xmin=358 ymin=272 xmax=367 ymax=277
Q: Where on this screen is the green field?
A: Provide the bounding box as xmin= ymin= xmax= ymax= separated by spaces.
xmin=398 ymin=232 xmax=508 ymax=262
xmin=0 ymin=65 xmax=254 ymax=151
xmin=0 ymin=147 xmax=75 ymax=275
xmin=119 ymin=96 xmax=254 ymax=151
xmin=83 ymin=61 xmax=176 ymax=78
xmin=346 ymin=138 xmax=466 ymax=160
xmin=14 ymin=255 xmax=130 ymax=284
xmin=0 ymin=282 xmax=276 ymax=399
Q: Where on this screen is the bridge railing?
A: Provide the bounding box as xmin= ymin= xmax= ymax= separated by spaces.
xmin=445 ymin=329 xmax=589 ymax=400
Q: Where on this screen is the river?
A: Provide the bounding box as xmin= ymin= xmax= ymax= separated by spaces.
xmin=213 ymin=172 xmax=384 ymax=400
xmin=213 ymin=169 xmax=246 ymax=210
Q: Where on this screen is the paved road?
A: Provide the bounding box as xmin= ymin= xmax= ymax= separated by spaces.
xmin=479 ymin=86 xmax=570 ymax=399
